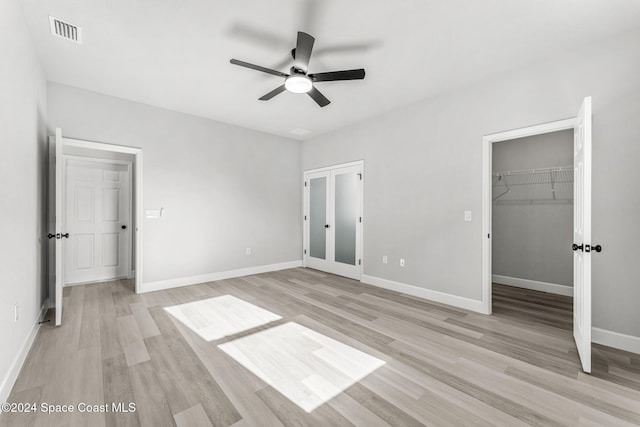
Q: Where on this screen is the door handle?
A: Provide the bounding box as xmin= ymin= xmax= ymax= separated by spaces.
xmin=121 ymin=225 xmax=127 ymax=230
xmin=573 ymin=243 xmax=602 ymax=253
xmin=324 ymin=224 xmax=330 ymax=228
xmin=47 ymin=233 xmax=69 ymax=239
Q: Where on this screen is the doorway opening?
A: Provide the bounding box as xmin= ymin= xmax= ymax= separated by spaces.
xmin=63 ymin=156 xmax=133 ymax=285
xmin=48 ymin=128 xmax=143 ymax=325
xmin=303 ymin=160 xmax=363 ymax=280
xmin=491 ymin=129 xmax=574 ymax=298
xmin=481 ymin=97 xmax=593 ymax=373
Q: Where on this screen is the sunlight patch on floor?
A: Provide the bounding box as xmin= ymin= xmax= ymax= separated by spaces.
xmin=219 ymin=322 xmax=385 ymax=412
xmin=164 ymin=295 xmax=282 ymax=341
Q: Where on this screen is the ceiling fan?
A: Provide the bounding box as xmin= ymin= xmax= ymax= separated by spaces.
xmin=230 ymin=31 xmax=365 ymax=107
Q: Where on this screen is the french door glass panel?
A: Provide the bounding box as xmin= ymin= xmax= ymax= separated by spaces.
xmin=334 ymin=172 xmax=357 ymax=266
xmin=309 ymin=177 xmax=327 ymax=260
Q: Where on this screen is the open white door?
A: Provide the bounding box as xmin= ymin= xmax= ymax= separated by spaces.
xmin=573 ymin=97 xmax=592 ymax=373
xmin=54 ymin=128 xmax=64 ymax=326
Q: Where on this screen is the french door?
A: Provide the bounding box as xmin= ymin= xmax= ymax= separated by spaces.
xmin=304 ymin=162 xmax=363 ymax=280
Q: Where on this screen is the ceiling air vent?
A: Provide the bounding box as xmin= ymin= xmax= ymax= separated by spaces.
xmin=49 ymin=16 xmax=82 ymax=44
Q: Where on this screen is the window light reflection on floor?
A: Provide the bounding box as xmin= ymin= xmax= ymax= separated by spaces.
xmin=219 ymin=322 xmax=386 ymax=413
xmin=163 ymin=295 xmax=282 ymax=341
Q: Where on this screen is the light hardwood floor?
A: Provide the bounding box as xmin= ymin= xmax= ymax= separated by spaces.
xmin=2 ymin=268 xmax=639 ymax=426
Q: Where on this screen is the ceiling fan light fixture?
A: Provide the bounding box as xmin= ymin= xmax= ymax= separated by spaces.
xmin=285 ymin=75 xmax=312 ymax=93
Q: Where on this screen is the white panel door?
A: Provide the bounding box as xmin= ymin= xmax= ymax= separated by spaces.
xmin=573 ymin=96 xmax=592 ymax=373
xmin=64 ymin=158 xmax=131 ymax=284
xmin=304 ymin=163 xmax=363 ymax=280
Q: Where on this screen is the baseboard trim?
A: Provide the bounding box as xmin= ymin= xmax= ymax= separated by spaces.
xmin=360 ymin=274 xmax=486 ymax=314
xmin=592 ymin=327 xmax=640 ymax=354
xmin=0 ymin=299 xmax=48 ymax=403
xmin=140 ymin=260 xmax=303 ymax=293
xmin=492 ymin=274 xmax=573 ymax=297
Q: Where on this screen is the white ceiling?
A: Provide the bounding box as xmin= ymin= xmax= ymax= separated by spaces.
xmin=22 ymin=0 xmax=640 ymax=140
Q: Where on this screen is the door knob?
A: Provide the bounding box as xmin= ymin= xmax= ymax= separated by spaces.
xmin=324 ymin=224 xmax=330 ymax=228
xmin=593 ymin=244 xmax=602 ymax=253
xmin=572 ymin=243 xmax=583 ymax=251
xmin=121 ymin=225 xmax=127 ymax=230
xmin=61 ymin=233 xmax=69 ymax=239
xmin=47 ymin=233 xmax=56 ymax=239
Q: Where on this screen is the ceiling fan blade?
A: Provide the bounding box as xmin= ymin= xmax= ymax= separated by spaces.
xmin=230 ymin=59 xmax=289 ymax=78
xmin=259 ymin=85 xmax=286 ymax=101
xmin=294 ymin=32 xmax=315 ymax=70
xmin=309 ymin=69 xmax=365 ymax=82
xmin=307 ymin=87 xmax=330 ymax=107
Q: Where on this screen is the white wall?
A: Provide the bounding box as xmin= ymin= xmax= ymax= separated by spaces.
xmin=0 ymin=0 xmax=48 ymax=402
xmin=48 ymin=83 xmax=302 ymax=290
xmin=492 ymin=131 xmax=573 ymax=288
xmin=302 ymin=29 xmax=640 ymax=339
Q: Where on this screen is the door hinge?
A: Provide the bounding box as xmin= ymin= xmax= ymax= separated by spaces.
xmin=358 ymin=259 xmax=362 ymax=265
xmin=359 ymin=216 xmax=362 ymax=223
xmin=304 ymin=215 xmax=307 ymax=221
xmin=304 ymin=181 xmax=307 ymax=187
xmin=304 ymin=249 xmax=307 ymax=255
xmin=488 ymin=234 xmax=491 ymax=238
xmin=357 ymin=173 xmax=362 ymax=180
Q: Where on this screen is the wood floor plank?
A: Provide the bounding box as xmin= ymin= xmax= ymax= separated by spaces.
xmin=129 ymin=361 xmax=176 ymax=427
xmin=117 ymin=315 xmax=151 ymax=367
xmin=102 ymin=354 xmax=141 ymax=427
xmin=173 ymin=404 xmax=213 ymax=427
xmin=129 ymin=302 xmax=161 ymax=339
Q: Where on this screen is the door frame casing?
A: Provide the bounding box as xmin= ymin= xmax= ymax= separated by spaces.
xmin=303 ymin=160 xmax=364 ymax=280
xmin=480 ymin=118 xmax=576 ymax=315
xmin=50 ymin=129 xmax=143 ymax=298
xmin=62 ymin=155 xmax=133 ymax=286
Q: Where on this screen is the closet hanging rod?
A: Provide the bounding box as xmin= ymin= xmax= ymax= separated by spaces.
xmin=495 ymin=165 xmax=572 ymax=177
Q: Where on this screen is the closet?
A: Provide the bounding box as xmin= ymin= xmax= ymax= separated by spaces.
xmin=492 ymin=130 xmax=574 ymax=295
xmin=303 ymin=161 xmax=363 ymax=280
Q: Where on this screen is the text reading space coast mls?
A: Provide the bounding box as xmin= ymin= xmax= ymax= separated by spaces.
xmin=1 ymin=402 xmax=136 ymax=414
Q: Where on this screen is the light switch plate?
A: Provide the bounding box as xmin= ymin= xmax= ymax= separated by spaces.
xmin=145 ymin=209 xmax=162 ymax=219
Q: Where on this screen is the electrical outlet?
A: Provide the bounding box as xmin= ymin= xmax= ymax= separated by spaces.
xmin=246 ymin=247 xmax=251 ymax=255
xmin=464 ymin=210 xmax=472 ymax=221
xmin=400 ymin=259 xmax=406 ymax=267
xmin=14 ymin=304 xmax=18 ymax=322
xmin=382 ymin=255 xmax=388 ymax=264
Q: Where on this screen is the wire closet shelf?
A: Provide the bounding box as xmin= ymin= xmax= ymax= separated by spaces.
xmin=493 ymin=166 xmax=573 ymax=203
